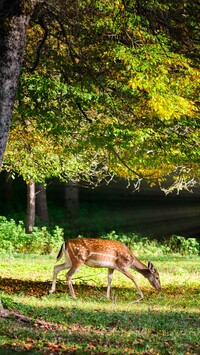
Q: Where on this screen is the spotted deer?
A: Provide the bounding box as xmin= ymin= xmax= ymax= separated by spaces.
xmin=49 ymin=238 xmax=161 ymax=302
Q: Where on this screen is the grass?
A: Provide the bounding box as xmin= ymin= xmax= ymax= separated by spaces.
xmin=0 ymin=252 xmax=199 ymax=354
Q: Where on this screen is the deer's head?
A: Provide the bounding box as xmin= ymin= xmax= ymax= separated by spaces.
xmin=147 ymin=261 xmax=161 ymax=291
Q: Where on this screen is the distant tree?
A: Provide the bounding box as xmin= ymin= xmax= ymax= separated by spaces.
xmin=36 ymin=183 xmax=49 ymax=226
xmin=26 ymin=179 xmax=35 ymax=233
xmin=64 ymin=181 xmax=79 ymax=218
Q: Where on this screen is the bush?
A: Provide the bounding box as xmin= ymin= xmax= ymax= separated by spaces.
xmin=0 ymin=216 xmax=64 ymax=254
xmin=167 ymin=235 xmax=199 ymax=255
xmin=102 ymin=231 xmax=163 ymax=256
xmin=0 ymin=216 xmax=199 ymax=256
xmin=102 ymin=231 xmax=199 ymax=256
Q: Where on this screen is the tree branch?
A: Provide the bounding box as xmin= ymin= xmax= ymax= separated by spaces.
xmin=109 ymin=146 xmax=143 ymax=178
xmin=29 ymin=16 xmax=48 ymax=72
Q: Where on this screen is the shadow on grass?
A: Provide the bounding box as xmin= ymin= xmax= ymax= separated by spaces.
xmin=0 ymin=298 xmax=199 ymax=354
xmin=0 ymin=277 xmax=199 ymax=354
xmin=0 ymin=276 xmax=199 ymax=298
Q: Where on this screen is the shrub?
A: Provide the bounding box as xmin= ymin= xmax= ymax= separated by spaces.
xmin=0 ymin=216 xmax=199 ymax=256
xmin=101 ymin=231 xmax=199 ymax=256
xmin=167 ymin=235 xmax=199 ymax=255
xmin=0 ymin=216 xmax=64 ymax=254
xmin=102 ymin=231 xmax=164 ymax=256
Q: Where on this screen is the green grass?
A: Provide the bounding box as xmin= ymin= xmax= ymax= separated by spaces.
xmin=0 ymin=253 xmax=199 ymax=354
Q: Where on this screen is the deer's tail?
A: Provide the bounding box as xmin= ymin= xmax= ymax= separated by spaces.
xmin=56 ymin=242 xmax=66 ymax=262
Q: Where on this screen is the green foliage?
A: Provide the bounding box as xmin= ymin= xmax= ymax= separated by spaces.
xmin=3 ymin=73 xmax=109 ymax=184
xmin=103 ymin=231 xmax=199 ymax=256
xmin=167 ymin=235 xmax=200 ymax=255
xmin=0 ymin=216 xmax=64 ymax=254
xmin=0 ymin=215 xmax=198 ymax=256
xmin=3 ymin=0 xmax=200 ymax=192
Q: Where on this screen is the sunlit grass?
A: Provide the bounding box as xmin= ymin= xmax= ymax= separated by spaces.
xmin=0 ymin=253 xmax=199 ymax=354
xmin=1 ymin=253 xmax=199 ymax=289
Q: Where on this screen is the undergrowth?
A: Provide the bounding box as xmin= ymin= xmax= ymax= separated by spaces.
xmin=0 ymin=216 xmax=199 ymax=256
xmin=0 ymin=216 xmax=63 ymax=254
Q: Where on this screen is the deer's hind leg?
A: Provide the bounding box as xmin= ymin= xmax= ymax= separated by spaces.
xmin=49 ymin=253 xmax=72 ymax=294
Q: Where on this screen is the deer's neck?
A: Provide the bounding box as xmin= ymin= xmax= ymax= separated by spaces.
xmin=131 ymin=255 xmax=150 ymax=278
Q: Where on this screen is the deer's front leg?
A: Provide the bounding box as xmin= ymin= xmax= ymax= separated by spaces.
xmin=106 ymin=268 xmax=114 ymax=299
xmin=118 ymin=267 xmax=144 ymax=303
xmin=66 ymin=263 xmax=83 ymax=299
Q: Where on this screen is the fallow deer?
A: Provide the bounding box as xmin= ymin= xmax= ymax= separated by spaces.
xmin=49 ymin=238 xmax=161 ymax=302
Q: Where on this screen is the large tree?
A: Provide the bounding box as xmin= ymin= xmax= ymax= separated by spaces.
xmin=1 ymin=0 xmax=199 ymax=191
xmin=0 ymin=0 xmax=38 ymax=167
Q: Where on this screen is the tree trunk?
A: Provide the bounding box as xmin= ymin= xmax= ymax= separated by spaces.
xmin=26 ymin=180 xmax=35 ymax=233
xmin=64 ymin=181 xmax=79 ymax=218
xmin=36 ymin=183 xmax=49 ymax=225
xmin=0 ymin=1 xmax=36 ymax=167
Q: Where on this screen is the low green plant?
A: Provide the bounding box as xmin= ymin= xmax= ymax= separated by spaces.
xmin=101 ymin=231 xmax=199 ymax=256
xmin=167 ymin=235 xmax=199 ymax=255
xmin=0 ymin=216 xmax=64 ymax=254
xmin=0 ymin=216 xmax=199 ymax=256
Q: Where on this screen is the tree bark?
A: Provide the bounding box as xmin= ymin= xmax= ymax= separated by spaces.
xmin=36 ymin=183 xmax=49 ymax=225
xmin=26 ymin=180 xmax=35 ymax=233
xmin=0 ymin=0 xmax=36 ymax=167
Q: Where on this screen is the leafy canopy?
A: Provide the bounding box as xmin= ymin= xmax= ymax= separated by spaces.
xmin=3 ymin=0 xmax=200 ymax=191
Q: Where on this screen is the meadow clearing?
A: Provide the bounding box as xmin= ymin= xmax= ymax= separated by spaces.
xmin=0 ymin=251 xmax=199 ymax=354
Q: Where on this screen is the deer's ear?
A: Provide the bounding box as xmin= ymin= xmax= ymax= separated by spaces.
xmin=148 ymin=261 xmax=155 ymax=273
